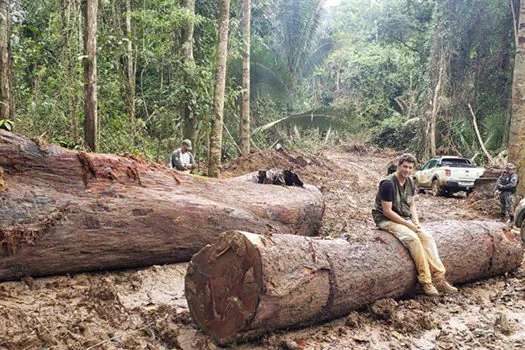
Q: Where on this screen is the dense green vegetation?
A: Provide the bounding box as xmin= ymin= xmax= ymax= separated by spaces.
xmin=4 ymin=0 xmax=519 ymax=165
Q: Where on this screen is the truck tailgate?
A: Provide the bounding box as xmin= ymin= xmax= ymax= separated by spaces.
xmin=449 ymin=168 xmax=483 ymax=182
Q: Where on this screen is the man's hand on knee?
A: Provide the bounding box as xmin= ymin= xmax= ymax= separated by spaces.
xmin=406 ymin=221 xmax=420 ymax=233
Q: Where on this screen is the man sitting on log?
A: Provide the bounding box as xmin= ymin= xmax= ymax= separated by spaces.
xmin=372 ymin=153 xmax=457 ymax=296
xmin=170 ymin=139 xmax=196 ymax=173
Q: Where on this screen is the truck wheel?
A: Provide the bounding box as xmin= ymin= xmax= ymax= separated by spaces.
xmin=431 ymin=179 xmax=442 ymax=197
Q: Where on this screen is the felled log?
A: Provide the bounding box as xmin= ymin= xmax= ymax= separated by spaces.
xmin=0 ymin=131 xmax=324 ymax=281
xmin=185 ymin=221 xmax=523 ymax=345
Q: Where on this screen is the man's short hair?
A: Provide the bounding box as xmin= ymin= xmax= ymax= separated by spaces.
xmin=397 ymin=153 xmax=417 ymax=166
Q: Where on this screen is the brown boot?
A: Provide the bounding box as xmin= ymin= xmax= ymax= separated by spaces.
xmin=422 ymin=283 xmax=440 ymax=296
xmin=435 ymin=279 xmax=458 ymax=294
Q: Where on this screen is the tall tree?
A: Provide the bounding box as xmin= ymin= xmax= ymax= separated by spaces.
xmin=83 ymin=0 xmax=98 ymax=152
xmin=125 ymin=0 xmax=137 ymax=140
xmin=182 ymin=0 xmax=196 ymax=146
xmin=208 ymin=0 xmax=231 ymax=177
xmin=0 ymin=0 xmax=11 ymax=119
xmin=425 ymin=1 xmax=451 ymax=157
xmin=239 ymin=0 xmax=251 ymax=156
xmin=61 ymin=0 xmax=79 ymax=142
xmin=509 ymin=0 xmax=525 ymax=195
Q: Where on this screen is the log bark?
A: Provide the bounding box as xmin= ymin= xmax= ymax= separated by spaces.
xmin=0 ymin=131 xmax=324 ymax=281
xmin=185 ymin=221 xmax=523 ymax=345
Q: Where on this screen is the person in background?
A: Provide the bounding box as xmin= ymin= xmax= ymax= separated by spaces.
xmin=170 ymin=139 xmax=196 ymax=172
xmin=494 ymin=163 xmax=519 ymax=224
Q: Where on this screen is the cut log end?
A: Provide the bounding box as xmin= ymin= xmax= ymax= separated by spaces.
xmin=185 ymin=231 xmax=263 ymax=345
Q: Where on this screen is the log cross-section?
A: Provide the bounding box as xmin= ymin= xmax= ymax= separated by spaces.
xmin=0 ymin=131 xmax=324 ymax=281
xmin=185 ymin=221 xmax=523 ymax=345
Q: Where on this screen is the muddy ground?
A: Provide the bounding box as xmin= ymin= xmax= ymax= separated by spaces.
xmin=1 ymin=146 xmax=524 ymax=350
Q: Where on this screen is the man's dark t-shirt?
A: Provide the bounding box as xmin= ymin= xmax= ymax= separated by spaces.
xmin=378 ymin=179 xmax=415 ymax=202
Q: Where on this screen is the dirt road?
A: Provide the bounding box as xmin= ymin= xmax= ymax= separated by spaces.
xmin=1 ymin=147 xmax=523 ymax=349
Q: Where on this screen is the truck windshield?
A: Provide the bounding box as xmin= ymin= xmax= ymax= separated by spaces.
xmin=440 ymin=158 xmax=474 ymax=167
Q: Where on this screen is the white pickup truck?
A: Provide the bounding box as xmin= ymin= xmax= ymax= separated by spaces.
xmin=413 ymin=156 xmax=485 ymax=196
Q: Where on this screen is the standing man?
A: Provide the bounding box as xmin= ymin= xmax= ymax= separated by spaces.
xmin=372 ymin=153 xmax=457 ymax=296
xmin=495 ymin=163 xmax=519 ymax=223
xmin=171 ymin=139 xmax=196 ymax=172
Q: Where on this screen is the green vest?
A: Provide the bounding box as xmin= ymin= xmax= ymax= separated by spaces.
xmin=372 ymin=173 xmax=414 ymax=225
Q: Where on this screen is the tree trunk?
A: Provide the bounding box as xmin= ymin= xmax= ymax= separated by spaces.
xmin=509 ymin=0 xmax=525 ymax=196
xmin=61 ymin=0 xmax=79 ymax=143
xmin=335 ymin=66 xmax=341 ymax=99
xmin=208 ymin=0 xmax=231 ymax=177
xmin=0 ymin=0 xmax=11 ymax=119
xmin=83 ymin=0 xmax=98 ymax=152
xmin=0 ymin=131 xmax=324 ymax=282
xmin=182 ymin=0 xmax=196 ymax=146
xmin=186 ymin=223 xmax=523 ymax=345
xmin=429 ymin=64 xmax=443 ymax=156
xmin=239 ymin=0 xmax=251 ymax=156
xmin=126 ymin=0 xmax=137 ymax=141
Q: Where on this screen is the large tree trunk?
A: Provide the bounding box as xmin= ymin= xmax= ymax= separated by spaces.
xmin=208 ymin=0 xmax=231 ymax=177
xmin=83 ymin=0 xmax=98 ymax=152
xmin=239 ymin=0 xmax=251 ymax=156
xmin=181 ymin=0 xmax=196 ymax=146
xmin=185 ymin=222 xmax=523 ymax=345
xmin=0 ymin=0 xmax=11 ymax=119
xmin=0 ymin=131 xmax=324 ymax=281
xmin=509 ymin=0 xmax=525 ymax=196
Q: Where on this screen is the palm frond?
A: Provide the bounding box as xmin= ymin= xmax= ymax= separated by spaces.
xmin=273 ymin=0 xmax=331 ymax=77
xmin=252 ymin=109 xmax=348 ymax=135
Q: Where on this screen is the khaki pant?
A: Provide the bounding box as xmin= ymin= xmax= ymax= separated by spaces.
xmin=378 ymin=221 xmax=446 ymax=284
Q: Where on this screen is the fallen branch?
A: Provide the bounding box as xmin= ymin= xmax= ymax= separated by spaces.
xmin=468 ymin=103 xmax=495 ymax=165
